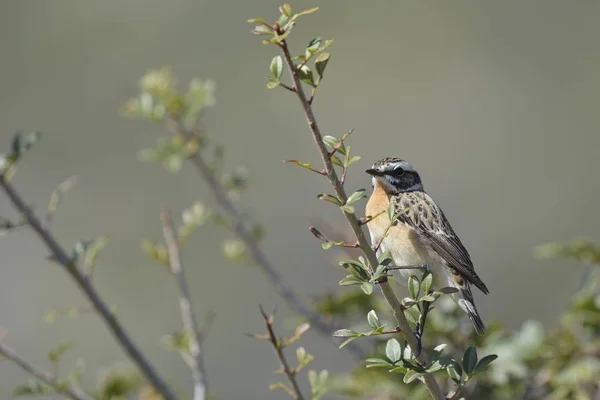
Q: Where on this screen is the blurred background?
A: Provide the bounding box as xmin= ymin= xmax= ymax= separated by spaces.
xmin=1 ymin=0 xmax=599 ymax=398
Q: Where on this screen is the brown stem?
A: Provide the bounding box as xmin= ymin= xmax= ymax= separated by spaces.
xmin=260 ymin=307 xmax=305 ymax=400
xmin=0 ymin=342 xmax=94 ymax=400
xmin=278 ymin=40 xmax=445 ymax=400
xmin=161 ymin=208 xmax=208 ymax=400
xmin=0 ymin=176 xmax=177 ymax=400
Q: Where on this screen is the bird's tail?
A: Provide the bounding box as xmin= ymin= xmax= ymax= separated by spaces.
xmin=457 ymin=284 xmax=486 ymax=335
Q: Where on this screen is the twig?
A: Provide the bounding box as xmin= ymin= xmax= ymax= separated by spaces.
xmin=173 ymin=124 xmax=365 ymax=359
xmin=279 ymin=82 xmax=297 ymax=93
xmin=0 ymin=342 xmax=94 ymax=400
xmin=0 ymin=176 xmax=177 ymax=400
xmin=161 ymin=208 xmax=208 ymax=400
xmin=277 ymin=39 xmax=445 ymax=400
xmin=260 ymin=306 xmax=305 ymax=400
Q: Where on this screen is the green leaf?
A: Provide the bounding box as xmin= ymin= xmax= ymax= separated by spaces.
xmin=279 ymin=3 xmax=293 ymax=17
xmin=340 ymin=260 xmax=370 ymax=281
xmin=294 ymin=6 xmax=319 ymax=19
xmin=339 ymin=275 xmax=363 ymax=286
xmin=475 ymin=354 xmax=498 ymax=373
xmin=339 ymin=336 xmax=359 ymax=349
xmin=331 ymin=155 xmax=344 ymax=167
xmin=367 ymin=309 xmax=380 ymax=329
xmin=314 ymin=52 xmax=330 ymax=78
xmin=420 ymin=271 xmax=433 ymax=294
xmin=266 ymin=79 xmax=281 ymax=89
xmin=387 ymin=201 xmax=396 ymax=222
xmin=332 ymin=329 xmax=356 ymax=338
xmin=48 ymin=342 xmax=72 ymax=363
xmin=346 ymin=155 xmax=361 ymax=167
xmin=435 ymin=287 xmax=459 ymax=295
xmin=447 ymin=363 xmax=462 ymax=384
xmin=361 ymin=282 xmax=374 ymax=295
xmin=47 ymin=175 xmax=78 ymax=221
xmin=11 ymin=131 xmax=42 ymax=161
xmin=340 ymin=204 xmax=354 ymax=214
xmin=346 ymin=189 xmax=366 ymax=206
xmin=385 ymin=338 xmax=402 ymax=363
xmin=298 ymin=65 xmax=315 ymax=87
xmin=270 ymin=56 xmax=283 ymax=80
xmin=403 ymin=370 xmax=423 ymax=383
xmin=365 ymin=358 xmax=392 ymax=369
xmin=408 ymin=275 xmax=420 ymax=299
xmin=317 ymin=193 xmax=342 ymax=206
xmin=419 ymin=294 xmax=438 ymax=302
xmin=462 ymin=346 xmax=478 ymax=375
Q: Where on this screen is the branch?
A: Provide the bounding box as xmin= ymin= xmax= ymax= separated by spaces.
xmin=174 ymin=124 xmax=365 ymax=359
xmin=277 ymin=40 xmax=445 ymax=400
xmin=0 ymin=342 xmax=93 ymax=400
xmin=161 ymin=208 xmax=208 ymax=400
xmin=0 ymin=176 xmax=177 ymax=400
xmin=260 ymin=307 xmax=305 ymax=400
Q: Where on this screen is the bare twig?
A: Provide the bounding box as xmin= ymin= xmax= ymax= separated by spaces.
xmin=161 ymin=208 xmax=208 ymax=400
xmin=277 ymin=39 xmax=445 ymax=400
xmin=260 ymin=307 xmax=305 ymax=400
xmin=0 ymin=176 xmax=177 ymax=400
xmin=0 ymin=342 xmax=94 ymax=400
xmin=172 ymin=124 xmax=365 ymax=359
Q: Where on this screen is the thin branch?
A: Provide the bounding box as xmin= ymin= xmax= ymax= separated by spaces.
xmin=0 ymin=176 xmax=177 ymax=400
xmin=0 ymin=342 xmax=94 ymax=400
xmin=260 ymin=307 xmax=305 ymax=400
xmin=161 ymin=208 xmax=208 ymax=400
xmin=279 ymin=82 xmax=297 ymax=93
xmin=278 ymin=39 xmax=445 ymax=400
xmin=173 ymin=124 xmax=365 ymax=359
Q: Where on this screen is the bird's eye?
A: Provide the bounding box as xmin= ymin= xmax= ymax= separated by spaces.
xmin=392 ymin=167 xmax=405 ymax=176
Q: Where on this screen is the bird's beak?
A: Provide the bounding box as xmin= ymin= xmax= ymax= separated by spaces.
xmin=365 ymin=168 xmax=382 ymax=176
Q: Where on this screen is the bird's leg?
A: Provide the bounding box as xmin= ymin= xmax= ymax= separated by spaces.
xmin=414 ymin=300 xmax=432 ymax=357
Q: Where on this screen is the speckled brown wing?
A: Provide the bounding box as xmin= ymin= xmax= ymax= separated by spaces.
xmin=393 ymin=191 xmax=489 ymax=295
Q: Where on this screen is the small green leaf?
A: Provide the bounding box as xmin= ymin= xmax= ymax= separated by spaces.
xmin=346 ymin=189 xmax=366 ymax=206
xmin=367 ymin=310 xmax=380 ymax=329
xmin=314 ymin=52 xmax=330 ymax=78
xmin=266 ymin=79 xmax=281 ymax=89
xmin=298 ymin=65 xmax=315 ymax=87
xmin=387 ymin=202 xmax=396 ymax=222
xmin=279 ymin=3 xmax=293 ymax=17
xmin=331 ymin=155 xmax=344 ymax=167
xmin=419 ymin=294 xmax=438 ymax=302
xmin=340 ymin=204 xmax=354 ymax=214
xmin=408 ymin=275 xmax=420 ymax=299
xmin=294 ymin=6 xmax=319 ymax=19
xmin=435 ymin=287 xmax=459 ymax=295
xmin=332 ymin=329 xmax=356 ymax=338
xmin=47 ymin=175 xmax=78 ymax=221
xmin=462 ymin=346 xmax=478 ymax=375
xmin=339 ymin=275 xmax=363 ymax=286
xmin=270 ymin=56 xmax=284 ymax=80
xmin=475 ymin=354 xmax=498 ymax=373
xmin=361 ymin=282 xmax=374 ymax=295
xmin=447 ymin=363 xmax=462 ymax=384
xmin=317 ymin=193 xmax=342 ymax=206
xmin=420 ymin=271 xmax=433 ymax=294
xmin=339 ymin=336 xmax=359 ymax=349
xmin=346 ymin=155 xmax=361 ymax=167
xmin=403 ymin=370 xmax=423 ymax=383
xmin=385 ymin=338 xmax=402 ymax=363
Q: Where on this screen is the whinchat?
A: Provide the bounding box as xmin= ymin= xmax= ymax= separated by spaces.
xmin=365 ymin=157 xmax=489 ymax=334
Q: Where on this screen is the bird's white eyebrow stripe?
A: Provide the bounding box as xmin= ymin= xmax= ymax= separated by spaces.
xmin=389 ymin=161 xmax=414 ymax=171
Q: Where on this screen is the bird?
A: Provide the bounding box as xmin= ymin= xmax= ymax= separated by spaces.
xmin=365 ymin=157 xmax=489 ymax=335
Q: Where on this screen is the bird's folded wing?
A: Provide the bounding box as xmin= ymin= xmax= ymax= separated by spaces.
xmin=395 ymin=192 xmax=489 ymax=295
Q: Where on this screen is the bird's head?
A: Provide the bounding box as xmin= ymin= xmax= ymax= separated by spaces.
xmin=365 ymin=157 xmax=424 ymax=194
